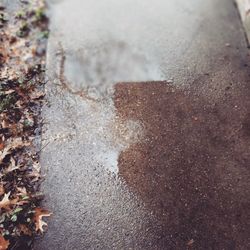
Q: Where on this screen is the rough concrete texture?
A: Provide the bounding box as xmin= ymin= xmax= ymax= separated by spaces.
xmin=36 ymin=0 xmax=250 ymax=249
xmin=115 ymin=82 xmax=250 ymax=249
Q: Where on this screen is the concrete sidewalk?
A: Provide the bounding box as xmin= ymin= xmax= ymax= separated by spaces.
xmin=36 ymin=0 xmax=250 ymax=249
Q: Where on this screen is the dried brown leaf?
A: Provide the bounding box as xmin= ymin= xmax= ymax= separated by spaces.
xmin=27 ymin=162 xmax=41 ymax=182
xmin=16 ymin=187 xmax=27 ymax=196
xmin=0 ymin=235 xmax=9 ymax=250
xmin=1 ymin=90 xmax=15 ymax=95
xmin=0 ymin=192 xmax=18 ymax=210
xmin=0 ymin=122 xmax=6 ymax=130
xmin=33 ymin=161 xmax=40 ymax=170
xmin=0 ymin=147 xmax=10 ymax=164
xmin=19 ymin=224 xmax=32 ymax=236
xmin=29 ymin=90 xmax=45 ymax=100
xmin=33 ymin=208 xmax=52 ymax=233
xmin=0 ymin=138 xmax=30 ymax=164
xmin=16 ymin=200 xmax=29 ymax=206
xmin=0 ymin=185 xmax=4 ymax=196
xmin=4 ymin=157 xmax=21 ymax=174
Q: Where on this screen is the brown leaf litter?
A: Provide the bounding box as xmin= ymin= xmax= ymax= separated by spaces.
xmin=0 ymin=0 xmax=50 ymax=249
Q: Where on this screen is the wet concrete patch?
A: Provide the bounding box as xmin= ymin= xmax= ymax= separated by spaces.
xmin=36 ymin=85 xmax=164 ymax=249
xmin=115 ymin=82 xmax=250 ymax=249
xmin=35 ymin=50 xmax=168 ymax=249
xmin=36 ymin=0 xmax=250 ymax=248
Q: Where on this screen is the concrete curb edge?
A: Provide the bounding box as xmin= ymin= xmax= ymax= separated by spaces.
xmin=235 ymin=0 xmax=250 ymax=45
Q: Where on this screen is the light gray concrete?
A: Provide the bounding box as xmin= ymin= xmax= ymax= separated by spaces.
xmin=35 ymin=0 xmax=250 ymax=249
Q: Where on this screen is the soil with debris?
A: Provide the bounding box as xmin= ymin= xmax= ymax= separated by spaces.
xmin=0 ymin=1 xmax=50 ymax=249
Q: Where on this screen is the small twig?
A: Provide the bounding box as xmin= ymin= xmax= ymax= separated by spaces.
xmin=37 ymin=140 xmax=50 ymax=154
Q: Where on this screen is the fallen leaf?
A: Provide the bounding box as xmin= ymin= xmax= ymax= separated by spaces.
xmin=33 ymin=208 xmax=52 ymax=233
xmin=1 ymin=90 xmax=15 ymax=95
xmin=0 ymin=118 xmax=8 ymax=129
xmin=0 ymin=138 xmax=30 ymax=164
xmin=16 ymin=199 xmax=29 ymax=206
xmin=0 ymin=193 xmax=10 ymax=209
xmin=16 ymin=187 xmax=27 ymax=196
xmin=0 ymin=185 xmax=4 ymax=196
xmin=27 ymin=161 xmax=41 ymax=182
xmin=19 ymin=224 xmax=32 ymax=236
xmin=32 ymin=161 xmax=40 ymax=172
xmin=4 ymin=157 xmax=21 ymax=174
xmin=0 ymin=147 xmax=10 ymax=164
xmin=0 ymin=235 xmax=9 ymax=250
xmin=29 ymin=90 xmax=45 ymax=100
xmin=0 ymin=192 xmax=18 ymax=210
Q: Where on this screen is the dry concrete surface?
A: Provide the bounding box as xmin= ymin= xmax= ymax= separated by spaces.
xmin=35 ymin=0 xmax=250 ymax=249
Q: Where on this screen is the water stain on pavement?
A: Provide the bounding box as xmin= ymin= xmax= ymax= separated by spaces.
xmin=36 ymin=0 xmax=250 ymax=248
xmin=115 ymin=82 xmax=250 ymax=249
